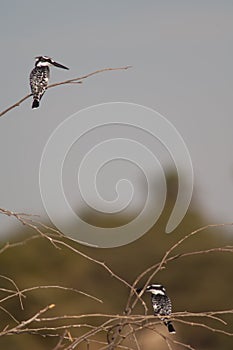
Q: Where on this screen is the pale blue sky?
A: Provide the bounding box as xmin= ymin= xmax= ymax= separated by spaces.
xmin=0 ymin=1 xmax=233 ymax=236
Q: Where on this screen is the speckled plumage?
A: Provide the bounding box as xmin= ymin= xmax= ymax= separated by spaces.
xmin=151 ymin=292 xmax=172 ymax=315
xmin=137 ymin=284 xmax=176 ymax=334
xmin=30 ymin=66 xmax=50 ymax=108
xmin=29 ymin=56 xmax=69 ymax=109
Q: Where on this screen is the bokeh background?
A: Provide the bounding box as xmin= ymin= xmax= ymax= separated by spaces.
xmin=0 ymin=1 xmax=233 ymax=349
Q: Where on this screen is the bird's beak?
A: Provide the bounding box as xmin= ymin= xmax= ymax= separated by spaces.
xmin=51 ymin=61 xmax=69 ymax=70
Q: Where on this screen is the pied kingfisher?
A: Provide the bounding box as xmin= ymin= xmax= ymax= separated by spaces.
xmin=137 ymin=284 xmax=176 ymax=334
xmin=29 ymin=56 xmax=69 ymax=109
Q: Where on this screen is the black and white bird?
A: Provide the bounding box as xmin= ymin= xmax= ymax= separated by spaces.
xmin=137 ymin=284 xmax=176 ymax=334
xmin=29 ymin=56 xmax=69 ymax=109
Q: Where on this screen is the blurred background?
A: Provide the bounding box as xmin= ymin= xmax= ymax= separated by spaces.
xmin=1 ymin=180 xmax=233 ymax=349
xmin=0 ymin=1 xmax=233 ymax=349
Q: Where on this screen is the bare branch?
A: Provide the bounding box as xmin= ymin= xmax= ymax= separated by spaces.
xmin=125 ymin=222 xmax=233 ymax=313
xmin=1 ymin=207 xmax=233 ymax=349
xmin=0 ymin=66 xmax=132 ymax=118
xmin=0 ymin=304 xmax=55 ymax=336
xmin=0 ymin=275 xmax=24 ymax=310
xmin=0 ymin=285 xmax=102 ymax=306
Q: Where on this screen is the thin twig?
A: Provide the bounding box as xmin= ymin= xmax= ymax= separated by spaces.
xmin=126 ymin=222 xmax=233 ymax=313
xmin=0 ymin=285 xmax=102 ymax=305
xmin=0 ymin=65 xmax=132 ymax=117
xmin=0 ymin=275 xmax=24 ymax=310
xmin=0 ymin=304 xmax=55 ymax=336
xmin=1 ymin=208 xmax=233 ymax=349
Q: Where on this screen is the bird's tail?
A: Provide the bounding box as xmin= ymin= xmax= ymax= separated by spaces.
xmin=32 ymin=99 xmax=40 ymax=109
xmin=164 ymin=320 xmax=176 ymax=334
